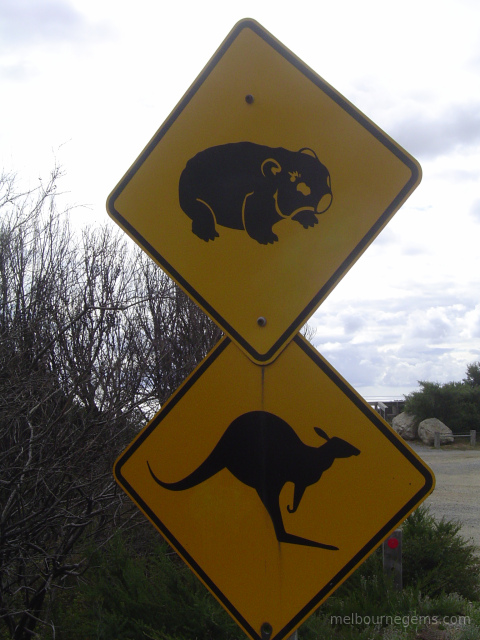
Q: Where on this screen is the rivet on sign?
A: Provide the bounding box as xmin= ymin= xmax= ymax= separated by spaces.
xmin=257 ymin=317 xmax=267 ymax=327
xmin=245 ymin=94 xmax=254 ymax=104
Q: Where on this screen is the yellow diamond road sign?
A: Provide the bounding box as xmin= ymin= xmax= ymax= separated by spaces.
xmin=114 ymin=336 xmax=434 ymax=640
xmin=107 ymin=19 xmax=421 ymax=365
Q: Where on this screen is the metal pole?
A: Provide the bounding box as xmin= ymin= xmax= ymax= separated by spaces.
xmin=383 ymin=529 xmax=402 ymax=590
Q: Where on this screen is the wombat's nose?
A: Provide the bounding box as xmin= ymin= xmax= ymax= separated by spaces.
xmin=316 ymin=192 xmax=332 ymax=214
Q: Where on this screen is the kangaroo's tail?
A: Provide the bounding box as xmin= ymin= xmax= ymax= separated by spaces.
xmin=147 ymin=449 xmax=224 ymax=491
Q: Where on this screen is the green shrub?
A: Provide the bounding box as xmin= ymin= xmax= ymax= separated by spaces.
xmin=54 ymin=534 xmax=239 ymax=640
xmin=404 ymin=366 xmax=480 ymax=434
xmin=402 ymin=507 xmax=480 ymax=600
xmin=302 ymin=506 xmax=479 ymax=639
xmin=52 ymin=506 xmax=479 ymax=640
xmin=457 ymin=603 xmax=480 ymax=639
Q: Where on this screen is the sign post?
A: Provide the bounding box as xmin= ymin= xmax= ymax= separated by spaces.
xmin=108 ymin=18 xmax=434 ymax=640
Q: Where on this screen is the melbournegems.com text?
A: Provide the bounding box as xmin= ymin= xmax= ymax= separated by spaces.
xmin=330 ymin=614 xmax=471 ymax=629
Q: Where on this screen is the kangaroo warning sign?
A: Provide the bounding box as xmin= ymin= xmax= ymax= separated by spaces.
xmin=107 ymin=18 xmax=421 ymax=365
xmin=114 ymin=336 xmax=434 ymax=640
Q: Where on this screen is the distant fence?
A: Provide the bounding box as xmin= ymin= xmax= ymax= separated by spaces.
xmin=369 ymin=400 xmax=405 ymax=422
xmin=434 ymin=430 xmax=477 ymax=448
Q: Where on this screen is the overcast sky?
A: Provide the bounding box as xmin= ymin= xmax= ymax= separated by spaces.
xmin=1 ymin=0 xmax=479 ymax=401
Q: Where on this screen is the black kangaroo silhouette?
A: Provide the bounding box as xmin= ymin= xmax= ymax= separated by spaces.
xmin=147 ymin=411 xmax=360 ymax=550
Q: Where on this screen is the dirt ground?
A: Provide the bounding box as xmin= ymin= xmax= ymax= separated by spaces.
xmin=408 ymin=441 xmax=480 ymax=550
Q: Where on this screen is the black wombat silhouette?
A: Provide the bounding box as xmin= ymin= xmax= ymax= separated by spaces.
xmin=147 ymin=411 xmax=360 ymax=549
xmin=178 ymin=142 xmax=333 ymax=245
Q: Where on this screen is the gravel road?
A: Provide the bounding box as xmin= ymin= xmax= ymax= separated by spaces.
xmin=408 ymin=441 xmax=480 ymax=550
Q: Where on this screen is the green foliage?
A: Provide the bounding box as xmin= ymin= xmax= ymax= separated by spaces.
xmin=402 ymin=506 xmax=480 ymax=600
xmin=301 ymin=505 xmax=479 ymax=639
xmin=464 ymin=362 xmax=480 ymax=387
xmin=53 ymin=534 xmax=239 ymax=640
xmin=459 ymin=602 xmax=480 ymax=639
xmin=459 ymin=624 xmax=480 ymax=640
xmin=304 ymin=551 xmax=419 ymax=636
xmin=50 ymin=508 xmax=479 ymax=640
xmin=404 ymin=362 xmax=480 ymax=433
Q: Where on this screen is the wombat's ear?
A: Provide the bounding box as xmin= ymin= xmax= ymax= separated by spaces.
xmin=299 ymin=147 xmax=318 ymax=159
xmin=261 ymin=158 xmax=282 ymax=177
xmin=314 ymin=427 xmax=330 ymax=441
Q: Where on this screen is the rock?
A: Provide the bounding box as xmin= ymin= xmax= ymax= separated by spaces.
xmin=418 ymin=418 xmax=454 ymax=446
xmin=392 ymin=412 xmax=418 ymax=440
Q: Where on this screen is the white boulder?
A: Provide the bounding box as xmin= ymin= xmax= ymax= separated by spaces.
xmin=392 ymin=412 xmax=418 ymax=440
xmin=418 ymin=418 xmax=454 ymax=446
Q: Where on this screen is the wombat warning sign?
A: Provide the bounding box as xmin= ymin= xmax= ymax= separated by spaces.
xmin=107 ymin=19 xmax=421 ymax=365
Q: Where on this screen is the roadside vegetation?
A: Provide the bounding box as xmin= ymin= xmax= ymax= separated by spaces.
xmin=404 ymin=363 xmax=480 ymax=434
xmin=35 ymin=506 xmax=480 ymax=640
xmin=0 ymin=169 xmax=220 ymax=640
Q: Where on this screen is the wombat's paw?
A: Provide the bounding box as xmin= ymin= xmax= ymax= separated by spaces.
xmin=293 ymin=211 xmax=318 ymax=228
xmin=255 ymin=230 xmax=279 ymax=245
xmin=192 ymin=220 xmax=219 ymax=241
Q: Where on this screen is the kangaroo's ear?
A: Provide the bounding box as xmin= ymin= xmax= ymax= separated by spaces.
xmin=314 ymin=427 xmax=330 ymax=441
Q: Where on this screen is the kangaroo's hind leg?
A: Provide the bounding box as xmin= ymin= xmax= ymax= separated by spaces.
xmin=257 ymin=489 xmax=338 ymax=550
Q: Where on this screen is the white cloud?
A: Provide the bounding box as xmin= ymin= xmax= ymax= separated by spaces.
xmin=312 ymin=296 xmax=480 ymax=398
xmin=471 ymin=199 xmax=480 ymax=221
xmin=0 ymin=0 xmax=109 ymax=48
xmin=461 ymin=304 xmax=480 ymax=340
xmin=387 ymin=104 xmax=480 ymax=161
